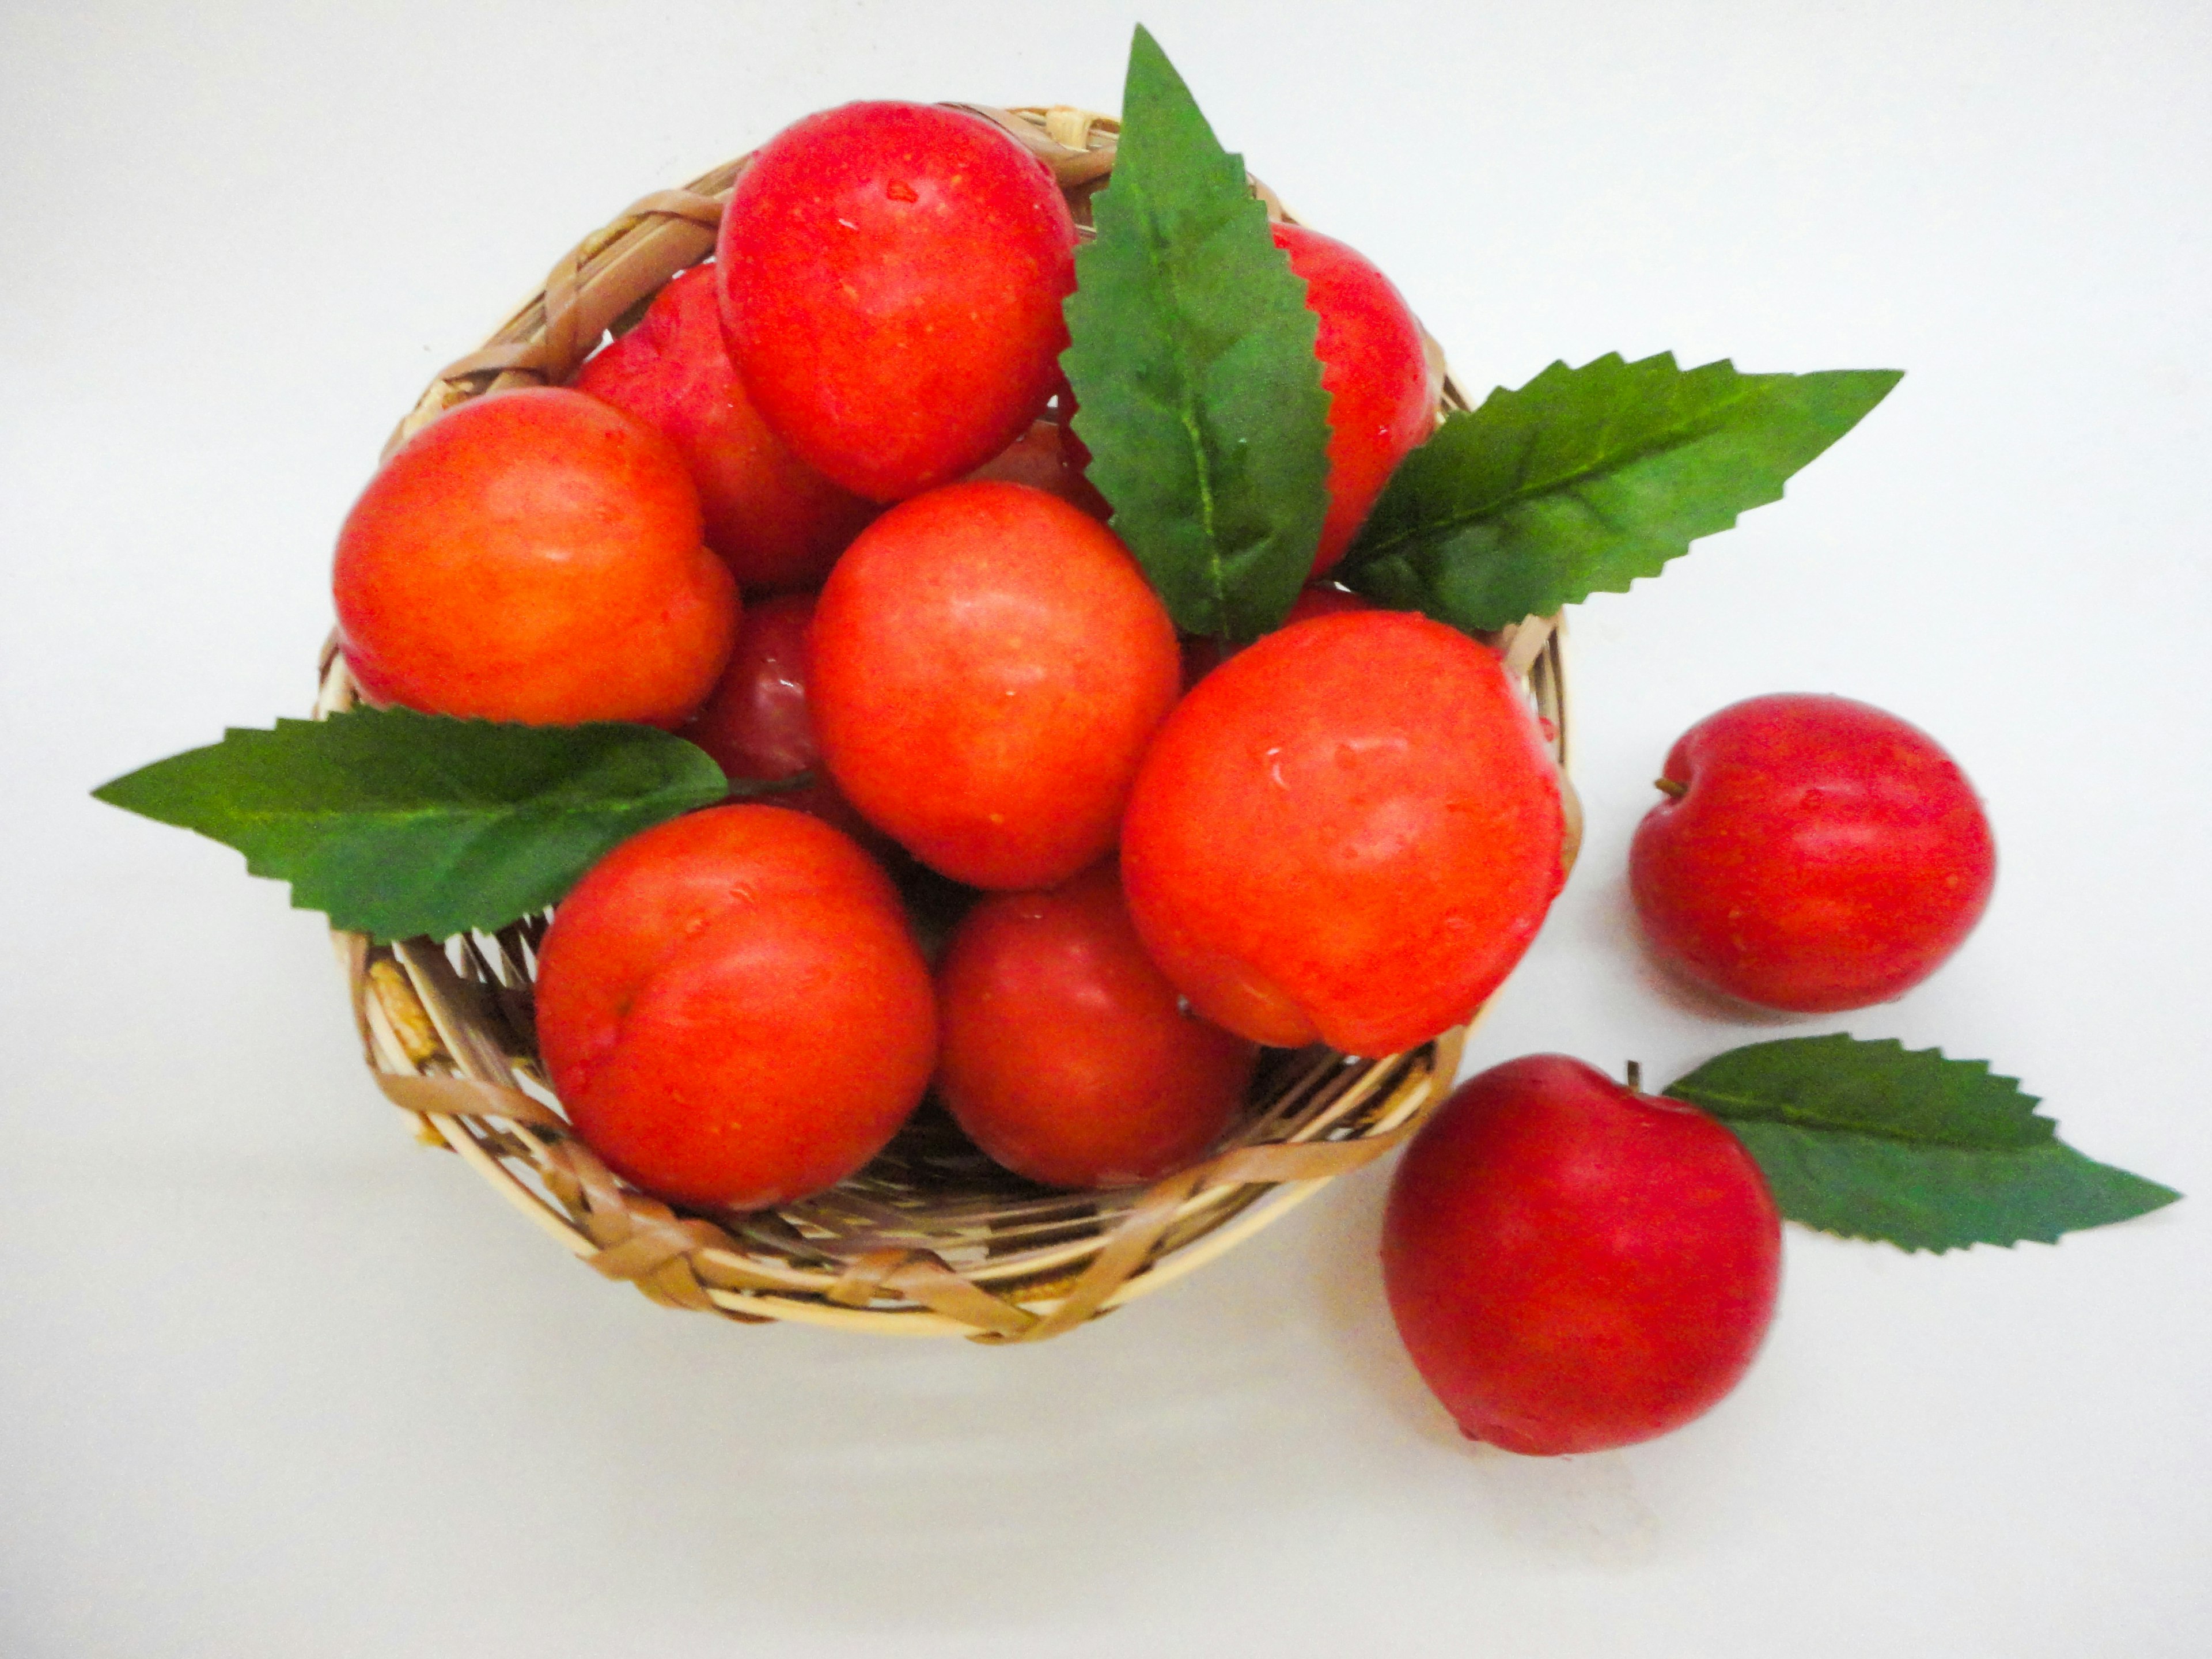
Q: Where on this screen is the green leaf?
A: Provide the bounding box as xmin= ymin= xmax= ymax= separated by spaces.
xmin=1338 ymin=354 xmax=1903 ymax=631
xmin=93 ymin=708 xmax=735 ymax=941
xmin=1664 ymin=1033 xmax=2054 ymax=1149
xmin=1062 ymin=24 xmax=1331 ymax=643
xmin=1665 ymin=1035 xmax=2182 ymax=1252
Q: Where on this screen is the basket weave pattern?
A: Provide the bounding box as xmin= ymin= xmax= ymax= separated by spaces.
xmin=321 ymin=106 xmax=1576 ymax=1341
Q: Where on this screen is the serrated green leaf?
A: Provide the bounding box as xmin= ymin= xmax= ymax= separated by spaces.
xmin=93 ymin=709 xmax=735 ymax=941
xmin=1666 ymin=1033 xmax=2054 ymax=1149
xmin=1665 ymin=1035 xmax=2181 ymax=1251
xmin=1721 ymin=1122 xmax=2183 ymax=1253
xmin=1339 ymin=354 xmax=1902 ymax=631
xmin=1062 ymin=24 xmax=1331 ymax=643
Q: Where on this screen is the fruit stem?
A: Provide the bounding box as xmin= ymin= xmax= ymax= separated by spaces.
xmin=1653 ymin=777 xmax=1688 ymax=800
xmin=1625 ymin=1059 xmax=1643 ymax=1093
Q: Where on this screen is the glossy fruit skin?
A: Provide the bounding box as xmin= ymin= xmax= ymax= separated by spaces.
xmin=716 ymin=101 xmax=1078 ymax=502
xmin=334 ymin=387 xmax=738 ymax=727
xmin=679 ymin=591 xmax=885 ymax=851
xmin=935 ymin=862 xmax=1257 ymax=1190
xmin=571 ymin=264 xmax=877 ymax=592
xmin=534 ymin=806 xmax=935 ymax=1211
xmin=1272 ymin=222 xmax=1440 ymax=575
xmin=1122 ymin=610 xmax=1565 ymax=1054
xmin=1382 ymin=1055 xmax=1782 ymax=1455
xmin=1629 ymin=694 xmax=1997 ymax=1012
xmin=809 ymin=480 xmax=1181 ymax=891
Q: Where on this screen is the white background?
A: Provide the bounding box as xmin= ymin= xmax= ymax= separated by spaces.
xmin=6 ymin=2 xmax=2209 ymax=1654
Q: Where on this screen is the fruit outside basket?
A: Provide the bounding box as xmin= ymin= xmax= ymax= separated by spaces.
xmin=319 ymin=104 xmax=1580 ymax=1342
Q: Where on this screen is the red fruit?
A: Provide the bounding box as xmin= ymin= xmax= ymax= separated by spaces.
xmin=680 ymin=591 xmax=884 ymax=850
xmin=334 ymin=387 xmax=738 ymax=727
xmin=534 ymin=806 xmax=935 ymax=1211
xmin=1382 ymin=1055 xmax=1782 ymax=1455
xmin=570 ymin=264 xmax=877 ymax=591
xmin=1629 ymin=694 xmax=1998 ymax=1013
xmin=716 ymin=101 xmax=1078 ymax=502
xmin=935 ymin=862 xmax=1257 ymax=1190
xmin=1272 ymin=222 xmax=1440 ymax=574
xmin=965 ymin=418 xmax=1112 ymax=520
xmin=809 ymin=480 xmax=1181 ymax=891
xmin=1179 ymin=582 xmax=1373 ymax=691
xmin=1122 ymin=610 xmax=1565 ymax=1054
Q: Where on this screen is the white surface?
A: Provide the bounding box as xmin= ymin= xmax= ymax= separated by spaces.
xmin=6 ymin=2 xmax=2210 ymax=1654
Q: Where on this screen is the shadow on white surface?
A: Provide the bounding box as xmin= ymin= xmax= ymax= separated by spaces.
xmin=1297 ymin=1162 xmax=1664 ymax=1571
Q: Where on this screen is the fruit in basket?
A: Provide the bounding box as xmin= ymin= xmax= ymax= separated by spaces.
xmin=809 ymin=480 xmax=1181 ymax=891
xmin=1382 ymin=1054 xmax=1782 ymax=1454
xmin=935 ymin=861 xmax=1256 ymax=1189
xmin=679 ymin=591 xmax=886 ymax=852
xmin=967 ymin=418 xmax=1112 ymax=520
xmin=1629 ymin=694 xmax=1997 ymax=1012
xmin=716 ymin=101 xmax=1078 ymax=502
xmin=534 ymin=805 xmax=936 ymax=1210
xmin=570 ymin=263 xmax=877 ymax=592
xmin=1122 ymin=609 xmax=1565 ymax=1054
xmin=1271 ymin=222 xmax=1440 ymax=574
xmin=333 ymin=387 xmax=739 ymax=727
xmin=1179 ymin=581 xmax=1370 ymax=690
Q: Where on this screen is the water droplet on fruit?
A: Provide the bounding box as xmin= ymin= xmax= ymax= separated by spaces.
xmin=1263 ymin=746 xmax=1287 ymax=789
xmin=885 ymin=179 xmax=918 ymax=203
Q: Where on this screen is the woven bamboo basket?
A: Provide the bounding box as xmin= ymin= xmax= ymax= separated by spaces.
xmin=318 ymin=105 xmax=1579 ymax=1342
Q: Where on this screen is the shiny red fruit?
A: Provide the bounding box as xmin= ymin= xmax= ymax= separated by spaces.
xmin=534 ymin=806 xmax=935 ymax=1211
xmin=570 ymin=264 xmax=877 ymax=592
xmin=333 ymin=387 xmax=737 ymax=728
xmin=1271 ymin=222 xmax=1439 ymax=574
xmin=1122 ymin=609 xmax=1563 ymax=1055
xmin=935 ymin=862 xmax=1256 ymax=1190
xmin=809 ymin=480 xmax=1180 ymax=891
xmin=679 ymin=591 xmax=886 ymax=852
xmin=1382 ymin=1055 xmax=1782 ymax=1455
xmin=1629 ymin=694 xmax=1997 ymax=1013
xmin=716 ymin=101 xmax=1077 ymax=502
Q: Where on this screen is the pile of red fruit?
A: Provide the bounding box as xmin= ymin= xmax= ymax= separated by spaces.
xmin=321 ymin=92 xmax=2009 ymax=1460
xmin=330 ymin=100 xmax=1568 ymax=1210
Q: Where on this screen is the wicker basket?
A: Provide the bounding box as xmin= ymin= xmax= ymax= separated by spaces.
xmin=319 ymin=105 xmax=1578 ymax=1342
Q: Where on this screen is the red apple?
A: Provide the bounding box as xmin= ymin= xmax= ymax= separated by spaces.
xmin=1381 ymin=1054 xmax=1782 ymax=1455
xmin=1630 ymin=694 xmax=1997 ymax=1013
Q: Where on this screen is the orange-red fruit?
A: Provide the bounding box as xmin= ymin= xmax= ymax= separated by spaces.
xmin=1383 ymin=1055 xmax=1782 ymax=1455
xmin=1122 ymin=611 xmax=1565 ymax=1054
xmin=571 ymin=264 xmax=877 ymax=592
xmin=534 ymin=806 xmax=935 ymax=1211
xmin=334 ymin=387 xmax=738 ymax=726
xmin=809 ymin=481 xmax=1181 ymax=891
xmin=935 ymin=862 xmax=1257 ymax=1190
xmin=716 ymin=101 xmax=1078 ymax=502
xmin=1272 ymin=222 xmax=1440 ymax=574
